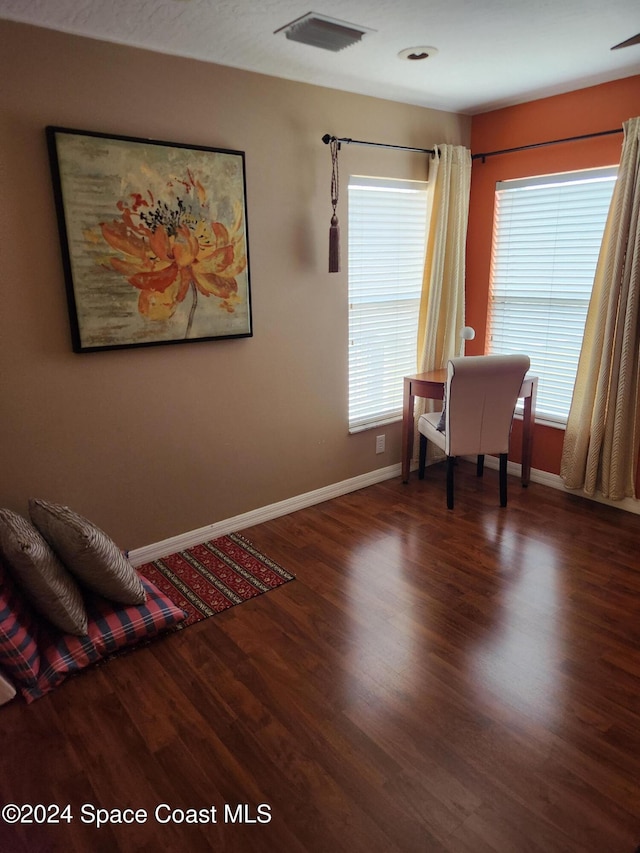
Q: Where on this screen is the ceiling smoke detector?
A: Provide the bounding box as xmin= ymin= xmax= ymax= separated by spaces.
xmin=275 ymin=12 xmax=375 ymax=52
xmin=398 ymin=46 xmax=438 ymax=61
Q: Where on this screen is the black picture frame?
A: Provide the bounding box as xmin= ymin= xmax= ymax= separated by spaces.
xmin=46 ymin=126 xmax=252 ymax=352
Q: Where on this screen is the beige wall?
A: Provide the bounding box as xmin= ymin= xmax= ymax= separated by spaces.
xmin=0 ymin=20 xmax=470 ymax=549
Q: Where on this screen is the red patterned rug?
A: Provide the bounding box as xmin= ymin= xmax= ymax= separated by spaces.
xmin=137 ymin=533 xmax=295 ymax=628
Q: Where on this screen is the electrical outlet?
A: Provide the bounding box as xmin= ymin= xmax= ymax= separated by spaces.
xmin=375 ymin=434 xmax=385 ymax=454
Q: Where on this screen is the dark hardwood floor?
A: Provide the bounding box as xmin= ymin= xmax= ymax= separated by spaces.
xmin=2 ymin=462 xmax=640 ymax=852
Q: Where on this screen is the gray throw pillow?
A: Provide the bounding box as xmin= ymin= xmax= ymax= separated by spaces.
xmin=0 ymin=509 xmax=88 ymax=636
xmin=29 ymin=499 xmax=146 ymax=606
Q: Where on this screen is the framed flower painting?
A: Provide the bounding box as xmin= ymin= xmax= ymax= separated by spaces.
xmin=46 ymin=127 xmax=252 ymax=352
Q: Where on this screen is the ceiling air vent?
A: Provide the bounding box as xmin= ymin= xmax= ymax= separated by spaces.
xmin=274 ymin=12 xmax=375 ymax=52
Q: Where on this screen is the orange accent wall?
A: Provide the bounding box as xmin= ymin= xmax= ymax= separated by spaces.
xmin=466 ymin=76 xmax=640 ymax=475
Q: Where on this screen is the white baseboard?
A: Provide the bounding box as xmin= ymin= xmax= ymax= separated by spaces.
xmin=128 ymin=463 xmax=402 ymax=566
xmin=473 ymin=454 xmax=640 ymax=516
xmin=128 ymin=457 xmax=640 ymax=566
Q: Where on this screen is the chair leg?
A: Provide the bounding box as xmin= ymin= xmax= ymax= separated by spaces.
xmin=477 ymin=454 xmax=485 ymax=477
xmin=418 ymin=434 xmax=427 ymax=479
xmin=499 ymin=453 xmax=508 ymax=506
xmin=446 ymin=456 xmax=455 ymax=509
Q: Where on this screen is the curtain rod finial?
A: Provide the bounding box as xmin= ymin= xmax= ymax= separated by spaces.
xmin=322 ymin=134 xmax=333 ymax=145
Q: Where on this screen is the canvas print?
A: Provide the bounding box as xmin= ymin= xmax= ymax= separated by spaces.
xmin=46 ymin=127 xmax=252 ymax=352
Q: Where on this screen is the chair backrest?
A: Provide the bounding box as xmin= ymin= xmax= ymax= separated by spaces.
xmin=444 ymin=354 xmax=530 ymax=457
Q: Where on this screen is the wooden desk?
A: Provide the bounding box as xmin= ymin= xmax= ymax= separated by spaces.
xmin=402 ymin=369 xmax=538 ymax=485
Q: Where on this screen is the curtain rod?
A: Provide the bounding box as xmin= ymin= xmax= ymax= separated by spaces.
xmin=322 ymin=127 xmax=623 ymax=163
xmin=322 ymin=133 xmax=435 ymax=155
xmin=472 ymin=127 xmax=623 ymax=162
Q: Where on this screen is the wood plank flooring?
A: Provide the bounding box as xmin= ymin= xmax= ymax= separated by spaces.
xmin=2 ymin=463 xmax=640 ymax=852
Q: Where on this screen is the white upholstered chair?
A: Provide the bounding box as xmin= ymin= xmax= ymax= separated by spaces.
xmin=418 ymin=354 xmax=531 ymax=509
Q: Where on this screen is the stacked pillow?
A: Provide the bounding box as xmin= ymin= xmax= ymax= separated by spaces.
xmin=0 ymin=500 xmax=186 ymax=703
xmin=0 ymin=500 xmax=146 ymax=635
xmin=29 ymin=499 xmax=147 ymax=609
xmin=0 ymin=508 xmax=88 ymax=635
xmin=0 ymin=553 xmax=42 ymax=692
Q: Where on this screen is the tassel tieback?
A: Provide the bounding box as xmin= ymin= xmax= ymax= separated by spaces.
xmin=329 ymin=214 xmax=340 ymax=273
xmin=329 ymin=138 xmax=340 ymax=273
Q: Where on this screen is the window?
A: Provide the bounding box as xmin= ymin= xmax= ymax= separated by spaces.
xmin=348 ymin=176 xmax=428 ymax=432
xmin=487 ymin=166 xmax=617 ymax=425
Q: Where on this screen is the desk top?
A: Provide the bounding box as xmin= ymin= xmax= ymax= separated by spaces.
xmin=406 ymin=370 xmax=538 ymax=396
xmin=407 ymin=369 xmax=537 ymax=382
xmin=405 ymin=369 xmax=447 ymax=383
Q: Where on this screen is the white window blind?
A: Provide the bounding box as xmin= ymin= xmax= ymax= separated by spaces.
xmin=488 ymin=166 xmax=617 ymax=424
xmin=348 ymin=176 xmax=428 ymax=432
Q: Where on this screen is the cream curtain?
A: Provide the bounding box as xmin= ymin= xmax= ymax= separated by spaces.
xmin=417 ymin=144 xmax=472 ymax=373
xmin=414 ymin=144 xmax=472 ymax=456
xmin=561 ymin=116 xmax=640 ymax=499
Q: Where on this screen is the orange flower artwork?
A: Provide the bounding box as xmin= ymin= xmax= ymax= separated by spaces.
xmin=47 ymin=127 xmax=252 ymax=352
xmin=98 ymin=170 xmax=247 ymax=337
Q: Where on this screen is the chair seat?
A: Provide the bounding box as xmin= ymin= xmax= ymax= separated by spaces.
xmin=418 ymin=412 xmax=446 ymax=452
xmin=419 ymin=408 xmax=510 ymax=457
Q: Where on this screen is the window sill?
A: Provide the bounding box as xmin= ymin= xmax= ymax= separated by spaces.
xmin=514 ymin=411 xmax=566 ymax=430
xmin=349 ymin=415 xmax=402 ymax=435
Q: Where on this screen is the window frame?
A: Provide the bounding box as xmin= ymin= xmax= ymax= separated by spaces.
xmin=347 ymin=175 xmax=428 ymax=433
xmin=487 ymin=165 xmax=618 ymax=428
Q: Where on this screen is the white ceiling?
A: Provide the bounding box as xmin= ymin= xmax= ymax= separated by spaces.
xmin=0 ymin=0 xmax=639 ymax=114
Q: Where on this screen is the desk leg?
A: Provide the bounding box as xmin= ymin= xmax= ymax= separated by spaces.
xmin=521 ymin=377 xmax=537 ymax=486
xmin=402 ymin=379 xmax=414 ymax=484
